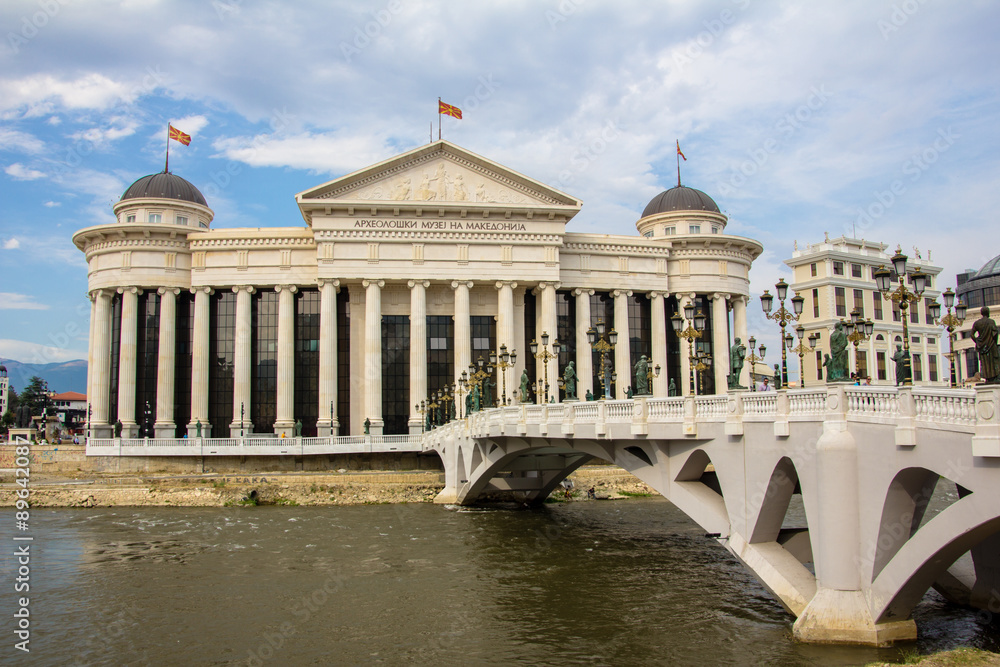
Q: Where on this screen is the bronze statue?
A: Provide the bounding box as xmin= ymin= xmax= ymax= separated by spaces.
xmin=633 ymin=355 xmax=649 ymax=395
xmin=972 ymin=306 xmax=1000 ymax=384
xmin=563 ymin=361 xmax=578 ymax=399
xmin=519 ymin=369 xmax=531 ymax=403
xmin=363 ymin=417 xmax=371 ymax=435
xmin=773 ymin=364 xmax=782 ymax=390
xmin=729 ymin=338 xmax=747 ymax=389
xmin=668 ymin=378 xmax=678 ymax=397
xmin=294 ymin=419 xmax=302 ymax=437
xmin=891 ymin=344 xmax=908 ymax=386
xmin=827 ymin=322 xmax=849 ymax=382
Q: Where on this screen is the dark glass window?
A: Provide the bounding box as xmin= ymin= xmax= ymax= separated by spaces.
xmin=924 ymin=298 xmax=935 ymax=324
xmin=877 ymin=351 xmax=887 ymax=381
xmin=856 ymin=350 xmax=868 ymax=380
xmin=967 ymin=290 xmax=983 ymax=309
xmin=523 ymin=291 xmax=537 ymax=399
xmin=427 ymin=315 xmax=454 ymax=398
xmin=295 ymin=289 xmax=320 ymax=436
xmin=910 ymin=302 xmax=919 ymax=324
xmin=556 ymin=291 xmax=575 ymax=400
xmin=835 ymin=287 xmax=846 ymax=317
xmin=382 ymin=314 xmax=410 ymax=434
xmin=873 ymin=291 xmax=883 ymax=320
xmin=628 ymin=293 xmax=652 ymax=393
xmin=134 ymin=291 xmax=160 ymax=434
xmin=913 ymin=354 xmax=923 ymax=382
xmin=108 ymin=293 xmax=122 ymax=424
xmin=173 ymin=292 xmax=193 ymax=436
xmin=929 ymin=354 xmax=938 ymax=382
xmin=693 ymin=294 xmax=715 ymax=395
xmin=853 ymin=289 xmax=865 ymax=318
xmin=833 ymin=261 xmax=844 ymax=276
xmin=966 ymin=348 xmax=979 ymax=378
xmin=984 ymin=286 xmax=1000 ymax=306
xmin=816 ymin=350 xmax=823 ymax=380
xmin=337 ymin=288 xmax=350 ymax=434
xmin=208 ymin=291 xmax=236 ymax=433
xmin=589 ymin=292 xmax=614 ymax=398
xmin=470 ymin=315 xmax=497 ymax=407
xmin=810 ymin=263 xmax=817 ymax=277
xmin=851 ymin=263 xmax=863 ymax=278
xmin=251 ymin=291 xmax=278 ymax=434
xmin=892 ymin=300 xmax=901 ymax=322
xmin=812 ymin=288 xmax=820 ymax=318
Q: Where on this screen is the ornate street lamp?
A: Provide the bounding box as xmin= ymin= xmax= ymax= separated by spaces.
xmin=746 ymin=336 xmax=766 ymax=391
xmin=671 ymin=303 xmax=707 ymax=396
xmin=414 ymin=400 xmax=427 ymax=433
xmin=492 ymin=345 xmax=517 ymax=406
xmin=931 ymin=288 xmax=968 ymax=387
xmin=529 ymin=332 xmax=560 ymax=404
xmin=842 ymin=308 xmax=875 ymax=379
xmin=788 ymin=325 xmax=816 ymax=388
xmin=761 ymin=279 xmax=804 ymax=389
xmin=467 ymin=355 xmax=495 ymax=411
xmin=874 ymin=248 xmax=928 ymax=386
xmin=586 ymin=320 xmax=617 ymax=399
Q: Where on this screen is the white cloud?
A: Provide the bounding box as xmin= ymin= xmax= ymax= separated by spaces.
xmin=69 ymin=117 xmax=140 ymax=147
xmin=5 ymin=163 xmax=45 ymax=180
xmin=3 ymin=238 xmax=20 ymax=250
xmin=170 ymin=115 xmax=209 ymax=136
xmin=43 ymin=201 xmax=60 ymax=207
xmin=212 ymin=131 xmax=394 ymax=174
xmin=0 ymin=128 xmax=45 ymax=154
xmin=0 ymin=73 xmax=148 ymax=116
xmin=0 ymin=293 xmax=50 ymax=310
xmin=0 ymin=339 xmax=86 ymax=364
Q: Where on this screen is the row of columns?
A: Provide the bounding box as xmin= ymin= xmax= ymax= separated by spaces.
xmin=86 ymin=282 xmax=750 ymax=438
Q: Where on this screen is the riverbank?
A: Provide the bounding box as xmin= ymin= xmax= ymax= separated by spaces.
xmin=0 ymin=465 xmax=654 ymax=507
xmin=867 ymin=647 xmax=1000 ymax=666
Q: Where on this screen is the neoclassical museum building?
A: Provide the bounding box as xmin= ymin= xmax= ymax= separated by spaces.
xmin=73 ymin=141 xmax=762 ymax=439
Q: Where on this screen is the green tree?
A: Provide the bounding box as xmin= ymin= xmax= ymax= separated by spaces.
xmin=19 ymin=376 xmax=48 ymax=417
xmin=0 ymin=411 xmax=13 ymax=435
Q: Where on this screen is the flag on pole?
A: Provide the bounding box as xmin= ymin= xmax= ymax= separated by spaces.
xmin=169 ymin=125 xmax=192 ymax=146
xmin=676 ymin=140 xmax=686 ymax=161
xmin=438 ymin=101 xmax=463 ymax=120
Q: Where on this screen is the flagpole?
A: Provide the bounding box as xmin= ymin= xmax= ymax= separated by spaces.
xmin=165 ymin=124 xmax=170 ymax=173
xmin=676 ymin=142 xmax=681 ymax=187
xmin=437 ymin=97 xmax=441 ymax=141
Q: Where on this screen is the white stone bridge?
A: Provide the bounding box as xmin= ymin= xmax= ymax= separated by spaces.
xmin=423 ymin=384 xmax=1000 ymax=646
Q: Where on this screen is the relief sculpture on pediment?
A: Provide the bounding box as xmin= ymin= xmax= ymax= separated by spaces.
xmin=391 ymin=178 xmax=410 ymax=200
xmin=417 ymin=173 xmax=436 ymax=201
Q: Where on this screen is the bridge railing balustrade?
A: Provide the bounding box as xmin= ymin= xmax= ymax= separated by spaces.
xmin=787 ymin=389 xmax=826 ymax=415
xmin=646 ymin=397 xmax=683 ymax=419
xmin=742 ymin=392 xmax=777 ymax=418
xmin=525 ymin=405 xmax=544 ymax=424
xmin=695 ymin=396 xmax=729 ymax=419
xmin=845 ymin=386 xmax=899 ymax=423
xmin=912 ymin=388 xmax=976 ymax=428
xmin=605 ymin=400 xmax=632 ymax=421
xmin=573 ymin=402 xmax=599 ymax=423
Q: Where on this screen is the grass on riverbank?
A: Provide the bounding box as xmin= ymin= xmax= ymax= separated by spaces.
xmin=867 ymin=647 xmax=1000 ymax=666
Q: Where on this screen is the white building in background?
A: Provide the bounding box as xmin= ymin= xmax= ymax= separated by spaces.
xmin=73 ymin=140 xmax=763 ymax=440
xmin=786 ymin=235 xmax=944 ymax=386
xmin=0 ymin=365 xmax=8 ymax=418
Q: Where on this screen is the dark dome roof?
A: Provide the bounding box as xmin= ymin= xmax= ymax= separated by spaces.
xmin=121 ymin=172 xmax=207 ymax=206
xmin=975 ymin=254 xmax=1000 ymax=280
xmin=641 ymin=185 xmax=720 ymax=217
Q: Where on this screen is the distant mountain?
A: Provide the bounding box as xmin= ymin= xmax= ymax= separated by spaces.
xmin=0 ymin=358 xmax=88 ymax=395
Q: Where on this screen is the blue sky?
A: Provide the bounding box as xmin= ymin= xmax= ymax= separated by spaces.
xmin=2 ymin=0 xmax=999 ymax=367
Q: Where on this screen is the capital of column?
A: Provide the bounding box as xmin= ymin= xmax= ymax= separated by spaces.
xmin=647 ymin=291 xmax=665 ymax=300
xmin=88 ymin=288 xmax=111 ymax=301
xmin=711 ymin=292 xmax=731 ymax=302
xmin=612 ymin=289 xmax=633 ymax=298
xmin=317 ymin=278 xmax=341 ymax=290
xmin=573 ymin=288 xmax=595 ymax=297
xmin=362 ymin=279 xmax=385 ymax=289
xmin=157 ymin=287 xmax=181 ymax=297
xmin=495 ymin=281 xmax=518 ymax=290
xmin=450 ymin=280 xmax=473 ymax=290
xmin=533 ymin=281 xmax=560 ymax=295
xmin=190 ymin=286 xmax=214 ymax=296
xmin=231 ymin=285 xmax=256 ymax=294
xmin=408 ymin=280 xmax=430 ymax=289
xmin=117 ymin=286 xmax=142 ymax=296
xmin=274 ymin=284 xmax=298 ymax=294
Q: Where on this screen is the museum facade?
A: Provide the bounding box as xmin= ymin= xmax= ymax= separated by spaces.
xmin=73 ymin=141 xmax=762 ymax=438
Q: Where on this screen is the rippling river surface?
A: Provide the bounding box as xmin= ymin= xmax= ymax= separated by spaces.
xmin=3 ymin=499 xmax=999 ymax=666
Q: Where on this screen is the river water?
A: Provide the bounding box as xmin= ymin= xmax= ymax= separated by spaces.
xmin=3 ymin=499 xmax=998 ymax=666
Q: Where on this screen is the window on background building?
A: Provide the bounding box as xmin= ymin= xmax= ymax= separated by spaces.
xmin=853 ymin=289 xmax=865 ymax=317
xmin=924 ymin=298 xmax=935 ymax=324
xmin=688 ymin=224 xmax=701 ymax=234
xmin=381 ymin=315 xmax=410 ymax=435
xmin=967 ymin=290 xmax=983 ymax=309
xmin=811 ymin=263 xmax=817 ymax=277
xmin=816 ymin=350 xmax=823 ymax=380
xmin=126 ymin=214 xmax=136 ymax=223
xmin=148 ymin=212 xmax=162 ymax=223
xmin=913 ymin=354 xmax=923 ymax=382
xmin=910 ymin=304 xmax=919 ymax=324
xmin=643 ymin=231 xmax=653 ymax=238
xmin=852 ymin=263 xmax=862 ymax=278
xmin=877 ymin=351 xmax=887 ymax=381
xmin=664 ymin=227 xmax=675 ymax=235
xmin=929 ymin=354 xmax=938 ymax=382
xmin=812 ymin=288 xmax=820 ymax=318
xmin=912 ymin=336 xmax=920 ymax=344
xmin=711 ymin=226 xmax=720 ymax=234
xmin=857 ymin=351 xmax=868 ymax=379
xmin=835 ymin=287 xmax=846 ymax=317
xmin=892 ymin=301 xmax=901 ymax=322
xmin=967 ymin=349 xmax=980 ymax=378
xmin=985 ymin=286 xmax=1000 ymax=306
xmin=833 ymin=261 xmax=844 ymax=275
xmin=873 ymin=291 xmax=883 ymax=320
xmin=176 ymin=215 xmax=188 ymax=226
xmin=199 ymin=221 xmax=209 ymax=229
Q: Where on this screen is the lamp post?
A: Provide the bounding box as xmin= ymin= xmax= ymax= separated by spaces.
xmin=440 ymin=386 xmax=453 ymax=424
xmin=415 ymin=400 xmax=427 ymax=433
xmin=143 ymin=400 xmax=152 ymax=439
xmin=529 ymin=332 xmax=560 ymax=404
xmin=467 ymin=355 xmax=495 ymax=410
xmin=874 ymin=249 xmax=928 ymax=387
xmin=788 ymin=325 xmax=817 ymax=388
xmin=454 ymin=371 xmax=468 ymax=419
xmin=760 ymin=279 xmax=805 ymax=389
xmin=693 ymin=351 xmax=711 ymax=395
xmin=87 ymin=402 xmax=92 ymax=441
xmin=492 ymin=345 xmax=517 ymax=406
xmin=646 ymin=363 xmax=661 ymax=393
xmin=842 ymin=308 xmax=875 ymax=379
xmin=586 ymin=320 xmax=617 ymax=399
xmin=671 ymin=303 xmax=706 ymax=396
xmin=427 ymin=392 xmax=440 ymax=428
xmin=746 ymin=336 xmax=766 ymax=391
xmin=931 ymin=288 xmax=968 ymax=387
xmin=240 ymin=401 xmax=245 ymax=438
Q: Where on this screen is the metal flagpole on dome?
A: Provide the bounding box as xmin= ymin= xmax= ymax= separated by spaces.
xmin=676 ymin=140 xmax=687 ymax=187
xmin=165 ymin=124 xmax=170 ymax=173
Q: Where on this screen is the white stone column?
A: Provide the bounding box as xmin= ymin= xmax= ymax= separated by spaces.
xmin=87 ymin=293 xmax=96 ymax=428
xmin=678 ymin=293 xmax=694 ymax=397
xmin=452 ymin=281 xmax=473 ymax=386
xmin=188 ymin=287 xmax=212 ymax=436
xmin=575 ymin=289 xmax=594 ymax=400
xmin=733 ymin=295 xmax=749 ymax=389
xmin=154 ymin=287 xmax=179 ymax=438
xmin=409 ymin=280 xmax=429 ymax=433
xmin=495 ymin=281 xmax=517 ymax=405
xmin=274 ymin=285 xmax=297 ymax=435
xmin=317 ymin=279 xmax=340 ymax=436
xmin=648 ymin=291 xmax=667 ymax=397
xmin=613 ymin=289 xmax=632 ymax=399
xmin=712 ymin=293 xmax=731 ymax=394
xmin=363 ymin=279 xmax=384 ymax=435
xmin=230 ymin=285 xmax=254 ymax=437
xmin=117 ymin=286 xmax=140 ymax=437
xmin=513 ymin=287 xmax=526 ymax=402
xmin=539 ymin=282 xmax=559 ymax=403
xmin=91 ymin=290 xmax=113 ymax=437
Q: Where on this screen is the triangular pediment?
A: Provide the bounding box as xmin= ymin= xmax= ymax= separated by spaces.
xmin=296 ymin=140 xmax=581 ymax=208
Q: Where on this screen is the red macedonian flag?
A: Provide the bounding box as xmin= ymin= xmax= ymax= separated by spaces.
xmin=168 ymin=125 xmax=192 ymax=146
xmin=438 ymin=101 xmax=462 ymax=120
xmin=676 ymin=140 xmax=686 ymax=161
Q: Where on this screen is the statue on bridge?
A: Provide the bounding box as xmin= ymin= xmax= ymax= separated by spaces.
xmin=668 ymin=378 xmax=678 ymax=396
xmin=773 ymin=364 xmax=782 ymax=390
xmin=562 ymin=361 xmax=578 ymax=399
xmin=633 ymin=355 xmax=649 ymax=395
xmin=519 ymin=369 xmax=531 ymax=404
xmin=972 ymin=306 xmax=1000 ymax=384
xmin=891 ymin=344 xmax=908 ymax=386
xmin=827 ymin=322 xmax=849 ymax=382
xmin=483 ymin=377 xmax=494 ymax=409
xmin=728 ymin=338 xmax=747 ymax=389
